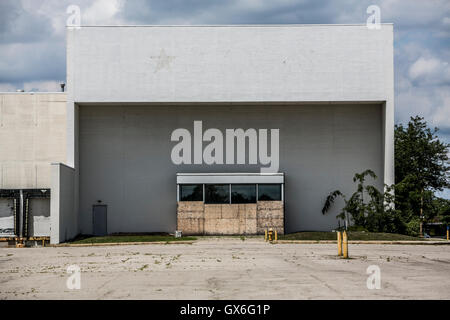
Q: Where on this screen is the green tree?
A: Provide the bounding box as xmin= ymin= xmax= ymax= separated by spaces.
xmin=432 ymin=197 xmax=450 ymax=226
xmin=395 ymin=116 xmax=450 ymax=235
xmin=322 ymin=170 xmax=401 ymax=233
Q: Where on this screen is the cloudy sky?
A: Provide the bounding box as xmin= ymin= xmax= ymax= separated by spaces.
xmin=0 ymin=0 xmax=449 ymax=196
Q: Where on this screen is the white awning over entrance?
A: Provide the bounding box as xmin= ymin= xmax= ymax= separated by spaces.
xmin=176 ymin=173 xmax=284 ymax=184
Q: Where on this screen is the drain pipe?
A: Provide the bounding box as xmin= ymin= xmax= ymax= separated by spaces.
xmin=13 ymin=198 xmax=17 ymax=236
xmin=19 ymin=190 xmax=24 ymax=238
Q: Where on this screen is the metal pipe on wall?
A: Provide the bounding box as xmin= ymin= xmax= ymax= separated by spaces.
xmin=19 ymin=190 xmax=23 ymax=238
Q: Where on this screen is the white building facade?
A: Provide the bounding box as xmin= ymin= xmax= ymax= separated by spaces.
xmin=2 ymin=25 xmax=395 ymax=244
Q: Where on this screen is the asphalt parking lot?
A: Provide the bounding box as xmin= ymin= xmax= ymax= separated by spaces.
xmin=1 ymin=237 xmax=449 ymax=299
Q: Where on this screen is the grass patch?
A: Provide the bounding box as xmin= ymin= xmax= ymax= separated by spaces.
xmin=279 ymin=231 xmax=421 ymax=241
xmin=70 ymin=234 xmax=197 ymax=244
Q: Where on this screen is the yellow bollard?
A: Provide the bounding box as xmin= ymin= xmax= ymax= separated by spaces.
xmin=342 ymin=230 xmax=348 ymax=259
xmin=274 ymin=230 xmax=278 ymax=242
xmin=337 ymin=231 xmax=342 ymax=256
xmin=264 ymin=229 xmax=268 ymax=241
xmin=447 ymin=227 xmax=449 ymax=241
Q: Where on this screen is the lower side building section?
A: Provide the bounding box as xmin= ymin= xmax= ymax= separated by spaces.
xmin=0 ymin=189 xmax=50 ymax=239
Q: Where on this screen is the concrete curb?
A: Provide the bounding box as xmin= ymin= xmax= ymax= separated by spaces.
xmin=52 ymin=241 xmax=196 ymax=247
xmin=275 ymin=240 xmax=450 ymax=245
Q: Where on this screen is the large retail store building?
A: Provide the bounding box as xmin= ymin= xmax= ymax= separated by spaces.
xmin=0 ymin=25 xmax=394 ymax=243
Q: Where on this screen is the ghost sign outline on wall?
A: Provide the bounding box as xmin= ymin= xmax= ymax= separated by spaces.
xmin=150 ymin=48 xmax=176 ymax=73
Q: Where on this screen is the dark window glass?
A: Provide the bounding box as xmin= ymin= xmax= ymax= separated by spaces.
xmin=258 ymin=184 xmax=282 ymax=201
xmin=205 ymin=184 xmax=229 ymax=204
xmin=231 ymin=184 xmax=256 ymax=203
xmin=179 ymin=184 xmax=203 ymax=201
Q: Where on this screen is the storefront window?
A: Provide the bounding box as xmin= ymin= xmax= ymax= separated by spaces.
xmin=179 ymin=184 xmax=203 ymax=201
xmin=258 ymin=184 xmax=281 ymax=201
xmin=205 ymin=184 xmax=230 ymax=204
xmin=231 ymin=184 xmax=256 ymax=203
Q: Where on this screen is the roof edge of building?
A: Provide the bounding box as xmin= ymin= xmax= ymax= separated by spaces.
xmin=66 ymin=23 xmax=394 ymax=28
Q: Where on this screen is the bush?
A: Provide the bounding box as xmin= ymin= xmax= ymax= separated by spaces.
xmin=347 ymin=225 xmax=368 ymax=232
xmin=405 ymin=218 xmax=421 ymax=237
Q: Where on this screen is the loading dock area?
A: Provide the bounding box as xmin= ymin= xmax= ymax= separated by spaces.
xmin=0 ymin=189 xmax=51 ymax=247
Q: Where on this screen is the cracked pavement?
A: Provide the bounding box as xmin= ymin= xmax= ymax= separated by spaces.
xmin=1 ymin=237 xmax=449 ymax=299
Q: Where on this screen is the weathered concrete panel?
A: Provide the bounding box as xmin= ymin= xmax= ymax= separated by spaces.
xmin=245 ymin=219 xmax=257 ymax=235
xmin=0 ymin=93 xmax=67 ymax=189
xmin=221 ymin=204 xmax=239 ymax=219
xmin=204 ymin=204 xmax=222 ymax=220
xmin=177 ymin=201 xmax=204 ymax=219
xmin=241 ymin=204 xmax=257 ymax=220
xmin=257 ymin=201 xmax=284 ymax=235
xmin=68 ymin=25 xmax=393 ymax=104
xmin=177 ymin=201 xmax=204 ymax=235
xmin=203 ymin=218 xmax=218 ymax=235
xmin=178 ymin=218 xmax=204 ymax=235
xmin=177 ymin=201 xmax=283 ymax=235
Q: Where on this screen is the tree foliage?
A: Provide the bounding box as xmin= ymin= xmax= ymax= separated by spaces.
xmin=395 ymin=116 xmax=449 ymax=224
xmin=322 ymin=116 xmax=450 ymax=235
xmin=322 ymin=170 xmax=401 ymax=233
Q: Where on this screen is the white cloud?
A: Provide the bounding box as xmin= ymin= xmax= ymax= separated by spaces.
xmin=408 ymin=57 xmax=450 ymax=86
xmin=409 ymin=57 xmax=440 ymax=79
xmin=443 ymin=17 xmax=450 ymax=26
xmin=430 ymin=91 xmax=450 ymax=130
xmin=83 ymin=0 xmax=125 ymax=25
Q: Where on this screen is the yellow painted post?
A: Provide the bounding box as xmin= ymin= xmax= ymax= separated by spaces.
xmin=342 ymin=231 xmax=348 ymax=259
xmin=264 ymin=229 xmax=268 ymax=241
xmin=447 ymin=226 xmax=449 ymax=241
xmin=275 ymin=230 xmax=278 ymax=242
xmin=337 ymin=231 xmax=342 ymax=256
xmin=15 ymin=237 xmax=24 ymax=248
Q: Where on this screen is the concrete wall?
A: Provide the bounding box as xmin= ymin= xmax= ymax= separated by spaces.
xmin=67 ymin=25 xmax=394 ymax=190
xmin=178 ymin=201 xmax=284 ymax=235
xmin=29 ymin=198 xmax=50 ymax=237
xmin=67 ymin=25 xmax=393 ymax=104
xmin=257 ymin=201 xmax=284 ymax=234
xmin=0 ymin=93 xmax=67 ymax=189
xmin=79 ymin=104 xmax=383 ymax=234
xmin=50 ymin=163 xmax=77 ymax=244
xmin=177 ymin=201 xmax=284 ymax=235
